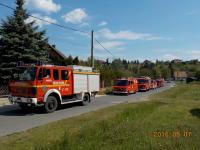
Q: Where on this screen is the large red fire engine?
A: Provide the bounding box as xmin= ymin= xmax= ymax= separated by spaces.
xmin=137 ymin=77 xmax=151 ymax=91
xmin=8 ymin=64 xmax=100 ymax=113
xmin=156 ymin=78 xmax=165 ymax=88
xmin=150 ymin=80 xmax=157 ymax=89
xmin=113 ymin=78 xmax=138 ymax=95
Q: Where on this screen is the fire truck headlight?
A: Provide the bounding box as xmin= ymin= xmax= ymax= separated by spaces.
xmin=27 ymin=98 xmax=32 ymax=103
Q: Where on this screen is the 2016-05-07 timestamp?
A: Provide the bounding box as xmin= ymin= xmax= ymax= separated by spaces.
xmin=152 ymin=131 xmax=192 ymax=138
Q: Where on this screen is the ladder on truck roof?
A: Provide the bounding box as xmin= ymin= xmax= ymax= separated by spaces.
xmin=67 ymin=65 xmax=99 ymax=73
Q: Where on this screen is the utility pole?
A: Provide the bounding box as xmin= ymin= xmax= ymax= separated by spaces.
xmin=137 ymin=60 xmax=140 ymax=75
xmin=91 ymin=30 xmax=94 ymax=68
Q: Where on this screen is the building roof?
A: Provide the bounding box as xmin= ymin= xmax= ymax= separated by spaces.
xmin=48 ymin=45 xmax=67 ymax=60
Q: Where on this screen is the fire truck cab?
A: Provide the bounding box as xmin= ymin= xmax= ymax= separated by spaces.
xmin=137 ymin=77 xmax=151 ymax=91
xmin=113 ymin=78 xmax=138 ymax=95
xmin=8 ymin=64 xmax=100 ymax=113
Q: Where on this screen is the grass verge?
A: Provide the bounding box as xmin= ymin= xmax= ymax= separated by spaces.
xmin=0 ymin=83 xmax=200 ymax=150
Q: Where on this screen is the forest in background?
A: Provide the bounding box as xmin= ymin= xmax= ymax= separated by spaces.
xmin=58 ymin=56 xmax=200 ymax=87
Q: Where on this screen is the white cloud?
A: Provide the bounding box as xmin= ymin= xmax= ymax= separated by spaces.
xmin=25 ymin=0 xmax=61 ymax=13
xmin=25 ymin=13 xmax=57 ymax=27
xmin=94 ymin=41 xmax=124 ymax=51
xmin=62 ymin=8 xmax=88 ymax=24
xmin=80 ymin=22 xmax=90 ymax=27
xmin=186 ymin=50 xmax=200 ymax=59
xmin=97 ymin=28 xmax=169 ymax=41
xmin=163 ymin=54 xmax=180 ymax=61
xmin=188 ymin=50 xmax=200 ymax=55
xmin=98 ymin=21 xmax=107 ymax=26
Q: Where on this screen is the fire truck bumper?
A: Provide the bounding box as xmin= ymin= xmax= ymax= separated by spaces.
xmin=113 ymin=91 xmax=128 ymax=94
xmin=8 ymin=96 xmax=37 ymax=105
xmin=139 ymin=88 xmax=147 ymax=91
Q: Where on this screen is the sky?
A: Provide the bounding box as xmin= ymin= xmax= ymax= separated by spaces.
xmin=1 ymin=0 xmax=200 ymax=62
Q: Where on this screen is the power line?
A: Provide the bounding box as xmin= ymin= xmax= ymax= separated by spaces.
xmin=0 ymin=2 xmax=116 ymax=59
xmin=94 ymin=38 xmax=116 ymax=58
xmin=0 ymin=2 xmax=89 ymax=35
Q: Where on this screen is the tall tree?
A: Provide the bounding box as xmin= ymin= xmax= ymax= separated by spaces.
xmin=65 ymin=55 xmax=73 ymax=65
xmin=73 ymin=56 xmax=79 ymax=65
xmin=0 ymin=0 xmax=50 ymax=80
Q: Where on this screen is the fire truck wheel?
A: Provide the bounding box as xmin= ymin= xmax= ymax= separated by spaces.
xmin=81 ymin=94 xmax=90 ymax=106
xmin=44 ymin=96 xmax=58 ymax=113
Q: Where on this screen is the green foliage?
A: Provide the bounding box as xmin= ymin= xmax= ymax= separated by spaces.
xmin=93 ymin=58 xmax=172 ymax=87
xmin=195 ymin=70 xmax=200 ymax=80
xmin=73 ymin=56 xmax=79 ymax=65
xmin=92 ymin=58 xmax=200 ymax=87
xmin=0 ymin=0 xmax=51 ymax=81
xmin=65 ymin=55 xmax=73 ymax=65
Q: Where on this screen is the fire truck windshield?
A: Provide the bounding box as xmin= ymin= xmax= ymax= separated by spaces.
xmin=115 ymin=80 xmax=128 ymax=86
xmin=13 ymin=67 xmax=36 ymax=81
xmin=137 ymin=79 xmax=147 ymax=84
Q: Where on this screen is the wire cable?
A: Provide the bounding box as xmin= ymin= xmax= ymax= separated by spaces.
xmin=94 ymin=38 xmax=116 ymax=58
xmin=0 ymin=2 xmax=116 ymax=59
xmin=0 ymin=2 xmax=90 ymax=35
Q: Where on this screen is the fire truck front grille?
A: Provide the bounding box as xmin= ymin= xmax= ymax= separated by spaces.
xmin=12 ymin=87 xmax=32 ymax=97
xmin=115 ymin=88 xmax=126 ymax=91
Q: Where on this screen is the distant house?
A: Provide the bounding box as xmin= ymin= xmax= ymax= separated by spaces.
xmin=171 ymin=59 xmax=182 ymax=63
xmin=174 ymin=71 xmax=187 ymax=80
xmin=48 ymin=45 xmax=67 ymax=60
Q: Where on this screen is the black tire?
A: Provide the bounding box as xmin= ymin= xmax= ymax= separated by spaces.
xmin=81 ymin=94 xmax=90 ymax=106
xmin=44 ymin=96 xmax=58 ymax=113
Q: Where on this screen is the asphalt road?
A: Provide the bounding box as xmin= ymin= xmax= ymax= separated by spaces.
xmin=0 ymin=83 xmax=174 ymax=137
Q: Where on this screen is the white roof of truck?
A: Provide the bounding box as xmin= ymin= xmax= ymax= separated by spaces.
xmin=67 ymin=65 xmax=93 ymax=72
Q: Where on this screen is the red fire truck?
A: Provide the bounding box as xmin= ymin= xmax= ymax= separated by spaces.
xmin=150 ymin=80 xmax=157 ymax=89
xmin=137 ymin=77 xmax=151 ymax=91
xmin=8 ymin=64 xmax=100 ymax=113
xmin=113 ymin=78 xmax=138 ymax=95
xmin=156 ymin=78 xmax=165 ymax=88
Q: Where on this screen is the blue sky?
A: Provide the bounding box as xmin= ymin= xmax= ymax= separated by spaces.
xmin=1 ymin=0 xmax=200 ymax=62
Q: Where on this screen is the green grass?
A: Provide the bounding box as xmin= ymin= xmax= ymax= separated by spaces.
xmin=0 ymin=83 xmax=200 ymax=150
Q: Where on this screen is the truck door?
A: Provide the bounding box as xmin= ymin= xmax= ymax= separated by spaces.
xmin=60 ymin=69 xmax=73 ymax=96
xmin=36 ymin=67 xmax=53 ymax=99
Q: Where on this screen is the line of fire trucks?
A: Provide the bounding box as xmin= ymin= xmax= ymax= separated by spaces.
xmin=112 ymin=77 xmax=165 ymax=95
xmin=8 ymin=63 xmax=165 ymax=113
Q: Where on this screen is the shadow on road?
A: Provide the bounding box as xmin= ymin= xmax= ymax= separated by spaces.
xmin=0 ymin=103 xmax=81 ymax=116
xmin=0 ymin=84 xmax=171 ymax=117
xmin=190 ymin=108 xmax=200 ymax=119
